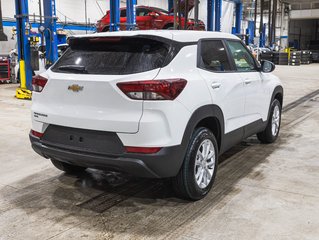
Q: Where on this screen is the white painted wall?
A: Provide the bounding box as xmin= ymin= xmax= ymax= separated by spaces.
xmin=137 ymin=0 xmax=168 ymax=10
xmin=2 ymin=0 xmax=108 ymax=23
xmin=290 ymin=9 xmax=319 ymax=19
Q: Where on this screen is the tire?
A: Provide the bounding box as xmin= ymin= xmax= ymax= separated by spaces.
xmin=257 ymin=99 xmax=282 ymax=144
xmin=172 ymin=127 xmax=218 ymax=200
xmin=51 ymin=159 xmax=86 ymax=174
xmin=102 ymin=27 xmax=110 ymax=32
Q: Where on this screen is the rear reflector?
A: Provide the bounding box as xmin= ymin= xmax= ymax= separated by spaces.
xmin=31 ymin=130 xmax=44 ymax=138
xmin=32 ymin=75 xmax=48 ymax=92
xmin=125 ymin=146 xmax=162 ymax=154
xmin=117 ymin=79 xmax=187 ymax=100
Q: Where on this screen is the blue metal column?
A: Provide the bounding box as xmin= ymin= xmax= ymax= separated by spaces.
xmin=259 ymin=23 xmax=266 ymax=47
xmin=214 ymin=0 xmax=222 ymax=31
xmin=110 ymin=0 xmax=120 ymax=31
xmin=168 ymin=0 xmax=174 ymax=11
xmin=126 ymin=0 xmax=136 ymax=30
xmin=43 ymin=0 xmax=58 ymax=66
xmin=246 ymin=20 xmax=255 ymax=44
xmin=235 ymin=2 xmax=242 ymax=34
xmin=207 ymin=0 xmax=214 ymax=31
xmin=15 ymin=0 xmax=32 ymax=90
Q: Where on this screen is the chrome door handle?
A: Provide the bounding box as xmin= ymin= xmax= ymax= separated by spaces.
xmin=211 ymin=82 xmax=221 ymax=89
xmin=244 ymin=79 xmax=252 ymax=84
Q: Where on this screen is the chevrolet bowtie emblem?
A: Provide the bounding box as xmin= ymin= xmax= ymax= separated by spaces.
xmin=68 ymin=84 xmax=83 ymax=92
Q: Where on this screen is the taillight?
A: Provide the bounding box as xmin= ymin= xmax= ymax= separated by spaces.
xmin=32 ymin=75 xmax=48 ymax=92
xmin=31 ymin=130 xmax=44 ymax=138
xmin=117 ymin=79 xmax=187 ymax=100
xmin=125 ymin=146 xmax=162 ymax=154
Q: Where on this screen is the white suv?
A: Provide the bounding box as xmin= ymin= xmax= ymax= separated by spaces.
xmin=30 ymin=30 xmax=283 ymax=200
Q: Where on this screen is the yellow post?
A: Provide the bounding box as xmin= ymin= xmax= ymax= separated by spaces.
xmin=15 ymin=60 xmax=32 ymax=100
xmin=19 ymin=60 xmax=26 ymax=89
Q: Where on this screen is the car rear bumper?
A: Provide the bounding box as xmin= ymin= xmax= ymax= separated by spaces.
xmin=29 ymin=129 xmax=186 ymax=178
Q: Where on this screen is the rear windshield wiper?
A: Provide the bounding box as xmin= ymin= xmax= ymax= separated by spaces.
xmin=57 ymin=65 xmax=88 ymax=73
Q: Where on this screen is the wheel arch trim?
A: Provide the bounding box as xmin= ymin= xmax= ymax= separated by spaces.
xmin=180 ymin=104 xmax=225 ymax=153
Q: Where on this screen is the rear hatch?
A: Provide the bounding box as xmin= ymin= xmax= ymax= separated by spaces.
xmin=32 ymin=35 xmax=172 ymax=133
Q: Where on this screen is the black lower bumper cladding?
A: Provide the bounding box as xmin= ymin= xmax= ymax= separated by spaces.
xmin=29 ymin=125 xmax=185 ymax=178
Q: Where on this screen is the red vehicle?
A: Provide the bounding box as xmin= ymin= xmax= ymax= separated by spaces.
xmin=96 ymin=5 xmax=205 ymax=32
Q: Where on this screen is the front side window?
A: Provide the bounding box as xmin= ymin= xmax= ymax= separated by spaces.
xmin=199 ymin=40 xmax=232 ymax=72
xmin=136 ymin=8 xmax=151 ymax=16
xmin=226 ymin=41 xmax=256 ymax=72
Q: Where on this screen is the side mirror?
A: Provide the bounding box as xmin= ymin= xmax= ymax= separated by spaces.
xmin=148 ymin=12 xmax=158 ymax=18
xmin=260 ymin=60 xmax=275 ymax=73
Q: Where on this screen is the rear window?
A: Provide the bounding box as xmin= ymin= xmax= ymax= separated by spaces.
xmin=51 ymin=37 xmax=170 ymax=75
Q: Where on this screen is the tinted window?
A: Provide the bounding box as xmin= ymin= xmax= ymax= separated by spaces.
xmin=199 ymin=40 xmax=232 ymax=72
xmin=136 ymin=8 xmax=151 ymax=16
xmin=52 ymin=37 xmax=169 ymax=75
xmin=120 ymin=9 xmax=126 ymax=17
xmin=227 ymin=41 xmax=256 ymax=72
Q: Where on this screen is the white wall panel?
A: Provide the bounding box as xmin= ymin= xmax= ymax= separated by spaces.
xmin=290 ymin=9 xmax=319 ymax=19
xmin=2 ymin=0 xmax=15 ymax=18
xmin=137 ymin=0 xmax=168 ymax=10
xmin=221 ymin=1 xmax=234 ymax=33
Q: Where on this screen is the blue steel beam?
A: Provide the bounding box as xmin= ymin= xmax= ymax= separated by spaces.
xmin=168 ymin=0 xmax=173 ymax=11
xmin=43 ymin=0 xmax=58 ymax=66
xmin=3 ymin=20 xmax=96 ymax=31
xmin=260 ymin=23 xmax=266 ymax=47
xmin=246 ymin=20 xmax=255 ymax=44
xmin=15 ymin=0 xmax=33 ymax=90
xmin=110 ymin=0 xmax=120 ymax=31
xmin=214 ymin=0 xmax=222 ymax=31
xmin=235 ymin=2 xmax=242 ymax=34
xmin=207 ymin=0 xmax=214 ymax=31
xmin=126 ymin=0 xmax=136 ymax=30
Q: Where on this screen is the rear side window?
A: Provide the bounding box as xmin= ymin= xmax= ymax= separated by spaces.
xmin=51 ymin=37 xmax=169 ymax=75
xmin=199 ymin=40 xmax=232 ymax=72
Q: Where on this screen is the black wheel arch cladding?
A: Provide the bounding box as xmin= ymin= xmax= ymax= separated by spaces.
xmin=180 ymin=104 xmax=224 ymax=154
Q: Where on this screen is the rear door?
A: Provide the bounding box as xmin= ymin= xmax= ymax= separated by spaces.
xmin=32 ymin=36 xmax=171 ymax=133
xmin=197 ymin=39 xmax=246 ymax=134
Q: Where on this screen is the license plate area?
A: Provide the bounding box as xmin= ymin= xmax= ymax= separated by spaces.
xmin=41 ymin=125 xmax=124 ymax=155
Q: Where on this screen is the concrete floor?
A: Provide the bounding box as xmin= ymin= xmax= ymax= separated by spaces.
xmin=0 ymin=64 xmax=319 ymax=240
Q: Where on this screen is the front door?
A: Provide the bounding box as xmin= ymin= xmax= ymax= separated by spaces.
xmin=136 ymin=7 xmax=152 ymax=29
xmin=225 ymin=40 xmax=268 ymax=125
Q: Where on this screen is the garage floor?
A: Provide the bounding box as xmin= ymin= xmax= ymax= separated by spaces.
xmin=0 ymin=65 xmax=319 ymax=240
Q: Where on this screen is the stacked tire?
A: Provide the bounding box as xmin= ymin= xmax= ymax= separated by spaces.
xmin=301 ymin=50 xmax=312 ymax=65
xmin=312 ymin=51 xmax=319 ymax=63
xmin=260 ymin=52 xmax=273 ymax=62
xmin=289 ymin=51 xmax=301 ymax=66
xmin=272 ymin=52 xmax=288 ymax=65
xmin=272 ymin=52 xmax=279 ymax=65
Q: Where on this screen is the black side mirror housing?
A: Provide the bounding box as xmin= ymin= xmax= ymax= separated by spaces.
xmin=260 ymin=60 xmax=275 ymax=73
